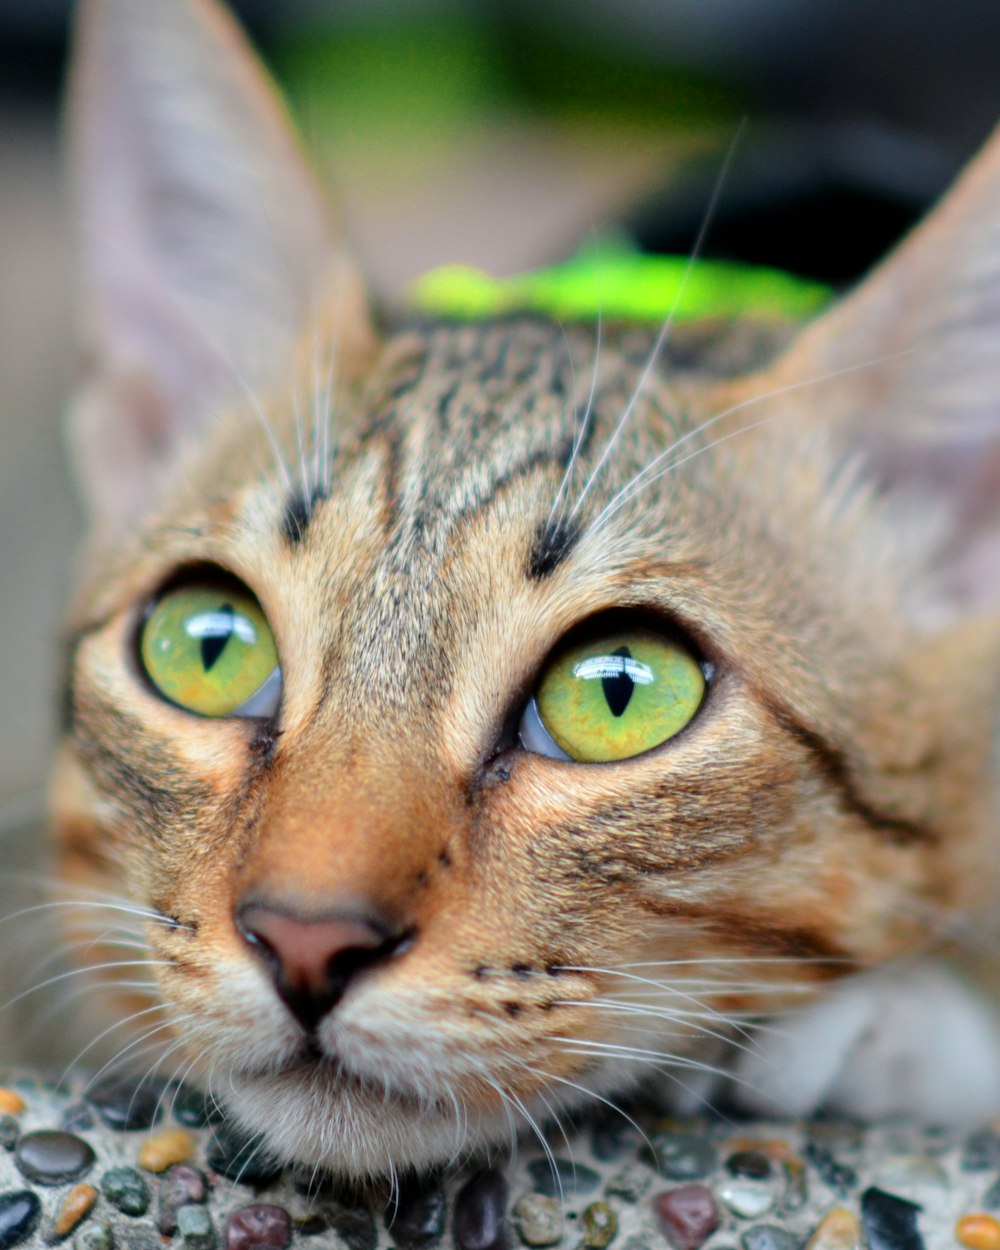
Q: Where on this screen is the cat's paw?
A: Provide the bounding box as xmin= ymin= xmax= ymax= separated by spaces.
xmin=728 ymin=960 xmax=1000 ymax=1124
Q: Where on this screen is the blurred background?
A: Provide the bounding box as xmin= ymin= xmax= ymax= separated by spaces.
xmin=0 ymin=0 xmax=998 ymax=836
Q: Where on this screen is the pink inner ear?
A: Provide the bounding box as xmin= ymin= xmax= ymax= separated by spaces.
xmin=67 ymin=0 xmax=373 ymax=531
xmin=858 ymin=427 xmax=1000 ymax=619
xmin=870 ymin=434 xmax=1000 ymax=519
xmin=769 ymin=124 xmax=1000 ymax=623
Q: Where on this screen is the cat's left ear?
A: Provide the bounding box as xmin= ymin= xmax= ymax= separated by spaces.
xmin=67 ymin=0 xmax=376 ymax=531
xmin=772 ymin=123 xmax=1000 ymax=626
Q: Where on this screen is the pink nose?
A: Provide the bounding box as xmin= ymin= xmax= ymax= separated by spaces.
xmin=236 ymin=901 xmax=409 ymax=1031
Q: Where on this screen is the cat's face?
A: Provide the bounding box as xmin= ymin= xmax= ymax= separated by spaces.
xmin=54 ymin=0 xmax=1000 ymax=1176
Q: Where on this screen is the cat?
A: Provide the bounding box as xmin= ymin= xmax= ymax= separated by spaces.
xmin=49 ymin=0 xmax=1000 ymax=1181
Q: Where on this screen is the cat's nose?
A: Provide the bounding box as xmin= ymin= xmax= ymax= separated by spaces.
xmin=236 ymin=900 xmax=411 ymax=1031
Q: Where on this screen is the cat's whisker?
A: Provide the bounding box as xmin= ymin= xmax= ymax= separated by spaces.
xmin=1 ymin=931 xmax=150 ymax=981
xmin=18 ymin=978 xmax=162 ymax=1051
xmin=309 ymin=323 xmax=329 ymax=504
xmin=72 ymin=1009 xmax=186 ymax=1094
xmin=550 ymin=1038 xmax=731 ymax=1116
xmin=555 ymin=960 xmax=825 ymax=1053
xmin=204 ymin=1065 xmax=228 ymax=1129
xmin=13 ymin=939 xmax=154 ymax=1008
xmin=438 ymin=1079 xmax=469 ymax=1169
xmin=554 ymin=962 xmax=763 ymax=1028
xmin=159 ymin=1051 xmax=203 ymax=1124
xmin=59 ymin=1001 xmax=178 ymax=1087
xmin=30 ymin=976 xmax=161 ymax=1023
xmin=301 ymin=1155 xmax=327 ymax=1205
xmin=292 ymin=368 xmax=311 ymax=523
xmin=41 ymin=879 xmax=157 ymax=908
xmin=82 ymin=1035 xmax=183 ymax=1097
xmin=590 ymin=345 xmax=914 ymax=536
xmin=568 ymin=992 xmax=759 ymax=1034
xmin=175 ymin=298 xmax=298 ymax=499
xmin=29 ymin=924 xmax=150 ymax=954
xmin=317 ymin=272 xmax=354 ymax=500
xmin=614 ymin=955 xmax=846 ymax=968
xmin=566 ymin=122 xmax=745 ymax=525
xmin=226 ymin=1124 xmax=276 ymax=1192
xmin=552 ymin=1033 xmax=734 ymax=1077
xmin=384 ymin=1158 xmax=402 ymax=1222
xmin=557 ymin=953 xmax=835 ymax=988
xmin=590 ymin=1000 xmax=808 ymax=1039
xmin=61 ymin=938 xmax=151 ymax=960
xmin=558 ymin=996 xmax=764 ymax=1057
xmin=602 ymin=1004 xmax=797 ymax=1043
xmin=473 ymin=1069 xmax=519 ymax=1169
xmin=520 ymin=1060 xmax=654 ymax=1157
xmin=138 ymin=1028 xmax=209 ymax=1126
xmin=0 ymin=959 xmax=174 ymax=1016
xmin=531 ymin=1081 xmax=578 ymax=1174
xmin=601 ymin=980 xmax=822 ymax=1000
xmin=501 ymin=1083 xmax=564 ymax=1205
xmin=0 ymin=896 xmax=166 ymax=929
xmin=547 ymin=313 xmax=603 ymax=531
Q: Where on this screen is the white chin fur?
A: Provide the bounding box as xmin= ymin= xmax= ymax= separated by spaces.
xmin=220 ymin=1064 xmax=516 ymax=1178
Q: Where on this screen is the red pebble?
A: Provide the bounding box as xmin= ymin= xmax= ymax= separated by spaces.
xmin=225 ymin=1203 xmax=292 ymax=1250
xmin=653 ymin=1185 xmax=720 ymax=1250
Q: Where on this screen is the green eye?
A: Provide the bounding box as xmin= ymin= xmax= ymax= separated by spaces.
xmin=140 ymin=582 xmax=280 ymax=718
xmin=527 ymin=628 xmax=705 ymax=762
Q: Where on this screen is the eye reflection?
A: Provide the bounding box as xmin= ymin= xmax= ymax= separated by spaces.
xmin=184 ymin=608 xmax=258 ymax=645
xmin=572 ymin=654 xmax=654 ymax=685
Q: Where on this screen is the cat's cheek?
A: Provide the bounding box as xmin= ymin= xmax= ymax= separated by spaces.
xmin=50 ymin=746 xmax=123 ymax=877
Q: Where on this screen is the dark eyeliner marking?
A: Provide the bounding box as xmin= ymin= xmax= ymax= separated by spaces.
xmin=757 ymin=691 xmax=939 ymax=846
xmin=60 ymin=612 xmax=119 ymax=734
xmin=281 ymin=491 xmax=312 ymax=544
xmin=528 ymin=518 xmax=579 ymax=580
xmin=281 ymin=484 xmax=328 ymax=545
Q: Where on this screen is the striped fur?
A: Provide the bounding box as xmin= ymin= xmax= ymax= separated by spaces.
xmin=52 ymin=0 xmax=1000 ymax=1179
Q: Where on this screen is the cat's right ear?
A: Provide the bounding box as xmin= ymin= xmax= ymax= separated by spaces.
xmin=767 ymin=123 xmax=1000 ymax=630
xmin=67 ymin=0 xmax=376 ymax=532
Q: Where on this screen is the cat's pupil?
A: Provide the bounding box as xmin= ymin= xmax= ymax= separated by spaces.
xmin=197 ymin=603 xmax=235 ymax=672
xmin=601 ymin=646 xmax=635 ymax=718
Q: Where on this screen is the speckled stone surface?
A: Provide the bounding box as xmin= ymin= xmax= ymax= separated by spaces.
xmin=4 ymin=1073 xmax=1000 ymax=1250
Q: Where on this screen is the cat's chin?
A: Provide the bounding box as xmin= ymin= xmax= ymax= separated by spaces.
xmin=220 ymin=1058 xmax=516 ymax=1179
xmin=234 ymin=1047 xmax=418 ymax=1107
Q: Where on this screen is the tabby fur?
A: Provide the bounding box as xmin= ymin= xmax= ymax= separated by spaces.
xmin=51 ymin=0 xmax=1000 ymax=1177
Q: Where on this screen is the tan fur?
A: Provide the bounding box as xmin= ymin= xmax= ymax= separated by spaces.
xmin=51 ymin=0 xmax=1000 ymax=1178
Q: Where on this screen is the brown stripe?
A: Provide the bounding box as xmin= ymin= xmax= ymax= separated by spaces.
xmin=60 ymin=616 xmax=117 ymax=733
xmin=69 ymin=696 xmax=209 ymax=838
xmin=770 ymin=704 xmax=939 ymax=846
xmin=280 ymin=484 xmax=329 ymax=546
xmin=527 ymin=517 xmax=580 ymax=580
xmin=637 ymin=897 xmax=854 ymax=971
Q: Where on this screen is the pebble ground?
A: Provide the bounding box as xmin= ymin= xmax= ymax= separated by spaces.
xmin=2 ymin=1072 xmax=1000 ymax=1250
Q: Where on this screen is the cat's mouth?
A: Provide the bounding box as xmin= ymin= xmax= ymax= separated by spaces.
xmin=238 ymin=1042 xmax=427 ymax=1111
